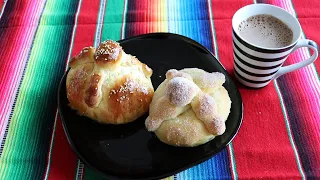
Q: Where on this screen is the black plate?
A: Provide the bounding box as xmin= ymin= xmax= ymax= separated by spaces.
xmin=58 ymin=33 xmax=243 ymax=180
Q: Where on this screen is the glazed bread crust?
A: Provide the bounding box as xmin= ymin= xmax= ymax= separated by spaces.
xmin=66 ymin=40 xmax=154 ymax=124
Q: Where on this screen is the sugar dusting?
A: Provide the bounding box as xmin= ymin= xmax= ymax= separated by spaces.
xmin=166 ymin=69 xmax=193 ymax=80
xmin=205 ymin=117 xmax=226 ymax=135
xmin=145 ymin=116 xmax=162 ymax=131
xmin=198 ymin=94 xmax=218 ymax=120
xmin=197 ymin=72 xmax=225 ymax=88
xmin=147 ymin=69 xmax=228 ymax=141
xmin=94 ymin=40 xmax=121 ymax=61
xmin=166 ymin=77 xmax=198 ymax=107
xmin=68 ymin=70 xmax=88 ymax=95
xmin=109 ymin=79 xmax=149 ymax=103
xmin=163 ymin=110 xmax=204 ymax=146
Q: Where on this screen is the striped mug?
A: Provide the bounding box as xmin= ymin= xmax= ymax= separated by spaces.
xmin=232 ymin=4 xmax=318 ymax=88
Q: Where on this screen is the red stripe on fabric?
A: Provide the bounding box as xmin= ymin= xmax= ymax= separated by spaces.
xmin=47 ymin=117 xmax=77 ymax=180
xmin=47 ymin=0 xmax=100 ymax=179
xmin=136 ymin=0 xmax=147 ymax=35
xmin=233 ymin=87 xmax=302 ymax=179
xmin=211 ymin=0 xmax=302 ymax=179
xmin=210 ymin=0 xmax=251 ymax=73
xmin=0 ymin=0 xmax=17 ymax=132
xmin=126 ymin=0 xmax=162 ymax=37
xmin=71 ymin=0 xmax=100 ymax=56
xmin=0 ymin=0 xmax=5 ymax=11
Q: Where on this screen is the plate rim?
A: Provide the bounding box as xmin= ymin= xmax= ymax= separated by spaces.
xmin=58 ymin=32 xmax=243 ymax=180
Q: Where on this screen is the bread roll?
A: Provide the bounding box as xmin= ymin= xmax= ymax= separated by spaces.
xmin=66 ymin=40 xmax=154 ymax=124
xmin=145 ymin=68 xmax=231 ymax=147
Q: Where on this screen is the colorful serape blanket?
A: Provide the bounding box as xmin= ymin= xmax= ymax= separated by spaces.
xmin=0 ymin=0 xmax=319 ymax=179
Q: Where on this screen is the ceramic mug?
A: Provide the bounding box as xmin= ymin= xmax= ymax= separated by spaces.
xmin=232 ymin=4 xmax=318 ymax=88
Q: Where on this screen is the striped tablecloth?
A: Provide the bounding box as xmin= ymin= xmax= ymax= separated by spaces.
xmin=0 ymin=0 xmax=319 ymax=179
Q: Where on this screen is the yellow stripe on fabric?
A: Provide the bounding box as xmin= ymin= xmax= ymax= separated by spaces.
xmin=161 ymin=0 xmax=168 ymax=32
xmin=162 ymin=176 xmax=174 ymax=180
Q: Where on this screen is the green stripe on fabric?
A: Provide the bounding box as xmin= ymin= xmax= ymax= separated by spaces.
xmin=228 ymin=143 xmax=238 ymax=180
xmin=83 ymin=0 xmax=125 ymax=179
xmin=0 ymin=0 xmax=78 ymax=179
xmin=83 ymin=167 xmax=106 ymax=180
xmin=101 ymin=0 xmax=125 ymax=41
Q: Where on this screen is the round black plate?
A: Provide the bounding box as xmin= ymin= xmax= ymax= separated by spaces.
xmin=58 ymin=33 xmax=243 ymax=180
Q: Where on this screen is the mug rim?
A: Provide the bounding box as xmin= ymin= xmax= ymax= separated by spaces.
xmin=232 ymin=4 xmax=302 ymax=51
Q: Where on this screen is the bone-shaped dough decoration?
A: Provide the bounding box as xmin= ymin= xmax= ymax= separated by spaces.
xmin=145 ymin=68 xmax=231 ymax=147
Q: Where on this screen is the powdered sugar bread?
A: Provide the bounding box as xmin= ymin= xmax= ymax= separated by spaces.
xmin=145 ymin=68 xmax=231 ymax=147
xmin=66 ymin=40 xmax=154 ymax=124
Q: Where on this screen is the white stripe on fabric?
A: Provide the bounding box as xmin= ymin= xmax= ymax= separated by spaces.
xmin=43 ymin=111 xmax=59 ymax=180
xmin=94 ymin=0 xmax=107 ymax=47
xmin=75 ymin=160 xmax=84 ymax=180
xmin=120 ymin=0 xmax=128 ymax=40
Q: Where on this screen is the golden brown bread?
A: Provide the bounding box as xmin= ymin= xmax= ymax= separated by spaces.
xmin=66 ymin=40 xmax=154 ymax=124
xmin=145 ymin=68 xmax=231 ymax=147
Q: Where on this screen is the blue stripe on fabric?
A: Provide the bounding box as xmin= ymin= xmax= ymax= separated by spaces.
xmin=167 ymin=0 xmax=231 ymax=179
xmin=167 ymin=0 xmax=214 ymax=53
xmin=176 ymin=150 xmax=232 ymax=180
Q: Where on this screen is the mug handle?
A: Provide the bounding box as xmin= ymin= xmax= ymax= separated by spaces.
xmin=274 ymin=39 xmax=318 ymax=79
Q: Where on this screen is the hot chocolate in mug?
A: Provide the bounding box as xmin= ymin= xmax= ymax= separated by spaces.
xmin=232 ymin=4 xmax=318 ymax=88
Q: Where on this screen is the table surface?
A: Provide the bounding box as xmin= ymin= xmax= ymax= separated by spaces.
xmin=0 ymin=0 xmax=319 ymax=179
